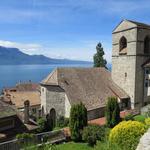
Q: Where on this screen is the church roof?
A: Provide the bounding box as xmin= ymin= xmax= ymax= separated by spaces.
xmin=127 ymin=20 xmax=150 ymax=28
xmin=41 ymin=67 xmax=129 ymax=110
xmin=113 ymin=19 xmax=150 ymax=33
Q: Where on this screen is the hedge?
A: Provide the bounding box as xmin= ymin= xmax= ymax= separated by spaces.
xmin=109 ymin=121 xmax=146 ymax=150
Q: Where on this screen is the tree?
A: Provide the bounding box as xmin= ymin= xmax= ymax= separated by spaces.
xmin=93 ymin=42 xmax=107 ymax=67
xmin=105 ymin=97 xmax=120 ymax=128
xmin=69 ymin=102 xmax=87 ymax=142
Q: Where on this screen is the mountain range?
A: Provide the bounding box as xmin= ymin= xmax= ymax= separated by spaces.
xmin=0 ymin=46 xmax=92 ymax=65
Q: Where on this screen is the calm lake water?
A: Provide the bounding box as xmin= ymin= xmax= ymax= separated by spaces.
xmin=0 ymin=63 xmax=93 ymax=91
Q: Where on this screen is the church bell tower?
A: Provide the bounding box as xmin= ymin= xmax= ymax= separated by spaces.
xmin=112 ymin=20 xmax=150 ymax=109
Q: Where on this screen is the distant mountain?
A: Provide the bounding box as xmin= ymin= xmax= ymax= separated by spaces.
xmin=0 ymin=46 xmax=92 ymax=65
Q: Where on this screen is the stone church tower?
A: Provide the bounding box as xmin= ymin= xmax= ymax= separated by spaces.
xmin=112 ymin=20 xmax=150 ymax=109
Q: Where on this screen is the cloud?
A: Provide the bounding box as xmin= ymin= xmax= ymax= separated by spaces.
xmin=0 ymin=40 xmax=43 ymax=54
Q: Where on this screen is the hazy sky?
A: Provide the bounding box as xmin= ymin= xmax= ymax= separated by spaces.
xmin=0 ymin=0 xmax=150 ymax=63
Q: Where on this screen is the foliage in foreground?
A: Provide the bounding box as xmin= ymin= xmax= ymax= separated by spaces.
xmin=133 ymin=115 xmax=146 ymax=123
xmin=69 ymin=102 xmax=87 ymax=142
xmin=16 ymin=133 xmax=36 ymax=148
xmin=23 ymin=143 xmax=57 ymax=150
xmin=109 ymin=121 xmax=147 ymax=150
xmin=82 ymin=125 xmax=105 ymax=147
xmin=56 ymin=116 xmax=69 ymax=128
xmin=145 ymin=117 xmax=150 ymax=127
xmin=37 ymin=117 xmax=52 ymax=132
xmin=105 ymin=97 xmax=120 ymax=128
xmin=124 ymin=113 xmax=134 ymax=121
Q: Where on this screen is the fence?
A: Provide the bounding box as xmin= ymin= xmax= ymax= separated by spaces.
xmin=0 ymin=129 xmax=66 ymax=150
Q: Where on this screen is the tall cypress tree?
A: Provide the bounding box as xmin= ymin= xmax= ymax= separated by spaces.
xmin=93 ymin=42 xmax=107 ymax=68
xmin=105 ymin=97 xmax=120 ymax=128
xmin=69 ymin=102 xmax=87 ymax=142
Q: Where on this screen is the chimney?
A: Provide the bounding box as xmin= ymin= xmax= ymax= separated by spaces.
xmin=24 ymin=100 xmax=30 ymax=124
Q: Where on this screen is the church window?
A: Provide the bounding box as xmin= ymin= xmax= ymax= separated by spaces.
xmin=119 ymin=36 xmax=127 ymax=54
xmin=145 ymin=82 xmax=148 ymax=87
xmin=146 ymin=69 xmax=149 ymax=74
xmin=144 ymin=36 xmax=150 ymax=54
xmin=145 ymin=68 xmax=150 ymax=74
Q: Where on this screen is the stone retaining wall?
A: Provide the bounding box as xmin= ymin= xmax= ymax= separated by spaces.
xmin=136 ymin=129 xmax=150 ymax=150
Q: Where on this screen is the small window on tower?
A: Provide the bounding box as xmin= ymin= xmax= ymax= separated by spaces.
xmin=119 ymin=36 xmax=127 ymax=55
xmin=146 ymin=69 xmax=149 ymax=74
xmin=144 ymin=36 xmax=150 ymax=54
xmin=145 ymin=82 xmax=148 ymax=87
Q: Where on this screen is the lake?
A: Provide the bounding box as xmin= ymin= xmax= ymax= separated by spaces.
xmin=0 ymin=63 xmax=93 ymax=91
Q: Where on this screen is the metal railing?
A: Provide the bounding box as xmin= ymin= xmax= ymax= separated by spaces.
xmin=0 ymin=129 xmax=66 ymax=150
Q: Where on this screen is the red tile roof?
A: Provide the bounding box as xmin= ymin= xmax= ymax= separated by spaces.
xmin=88 ymin=110 xmax=139 ymax=126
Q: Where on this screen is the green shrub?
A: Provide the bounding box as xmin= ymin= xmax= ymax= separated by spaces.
xmin=42 ymin=134 xmax=49 ymax=143
xmin=124 ymin=113 xmax=134 ymax=121
xmin=16 ymin=133 xmax=35 ymax=148
xmin=109 ymin=121 xmax=146 ymax=150
xmin=37 ymin=117 xmax=53 ymax=132
xmin=69 ymin=102 xmax=87 ymax=142
xmin=145 ymin=118 xmax=150 ymax=127
xmin=37 ymin=118 xmax=47 ymax=132
xmin=133 ymin=115 xmax=146 ymax=123
xmin=56 ymin=116 xmax=69 ymax=128
xmin=82 ymin=125 xmax=105 ymax=146
xmin=16 ymin=133 xmax=35 ymax=140
xmin=105 ymin=97 xmax=121 ymax=128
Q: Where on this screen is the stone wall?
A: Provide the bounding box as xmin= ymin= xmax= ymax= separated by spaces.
xmin=41 ymin=85 xmax=66 ymax=118
xmin=87 ymin=107 xmax=105 ymax=120
xmin=136 ymin=129 xmax=150 ymax=150
xmin=41 ymin=85 xmax=72 ymax=119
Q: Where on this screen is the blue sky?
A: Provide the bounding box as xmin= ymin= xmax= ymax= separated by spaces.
xmin=0 ymin=0 xmax=150 ymax=63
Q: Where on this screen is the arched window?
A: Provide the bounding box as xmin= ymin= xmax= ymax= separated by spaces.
xmin=119 ymin=36 xmax=127 ymax=54
xmin=144 ymin=36 xmax=150 ymax=54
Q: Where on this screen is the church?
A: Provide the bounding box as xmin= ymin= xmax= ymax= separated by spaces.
xmin=40 ymin=20 xmax=150 ymax=123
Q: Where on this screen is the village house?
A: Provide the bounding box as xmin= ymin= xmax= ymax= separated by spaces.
xmin=40 ymin=67 xmax=129 ymax=124
xmin=1 ymin=82 xmax=41 ymax=120
xmin=0 ymin=100 xmax=27 ymax=142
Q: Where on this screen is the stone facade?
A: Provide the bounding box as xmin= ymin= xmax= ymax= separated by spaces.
xmin=112 ymin=20 xmax=150 ymax=109
xmin=41 ymin=85 xmax=69 ymax=119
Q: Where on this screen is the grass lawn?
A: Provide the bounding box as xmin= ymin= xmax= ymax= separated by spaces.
xmin=56 ymin=142 xmax=93 ymax=150
xmin=55 ymin=141 xmax=122 ymax=150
